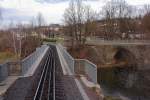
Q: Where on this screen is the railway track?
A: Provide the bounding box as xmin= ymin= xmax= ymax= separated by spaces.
xmin=4 ymin=45 xmax=86 ymax=100
xmin=33 ymin=45 xmax=66 ymax=100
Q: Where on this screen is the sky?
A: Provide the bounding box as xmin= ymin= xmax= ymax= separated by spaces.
xmin=0 ymin=0 xmax=150 ymax=28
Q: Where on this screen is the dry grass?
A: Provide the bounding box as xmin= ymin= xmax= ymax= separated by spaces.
xmin=104 ymin=96 xmax=122 ymax=100
xmin=0 ymin=52 xmax=19 ymax=63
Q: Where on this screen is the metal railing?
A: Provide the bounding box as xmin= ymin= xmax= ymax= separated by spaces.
xmin=57 ymin=44 xmax=97 ymax=84
xmin=57 ymin=44 xmax=75 ymax=74
xmin=21 ymin=45 xmax=49 ymax=75
xmin=0 ymin=45 xmax=49 ymax=82
xmin=75 ymin=59 xmax=97 ymax=84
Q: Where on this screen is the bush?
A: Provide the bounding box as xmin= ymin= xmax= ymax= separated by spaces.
xmin=0 ymin=52 xmax=18 ymax=63
xmin=104 ymin=96 xmax=122 ymax=100
xmin=21 ymin=36 xmax=41 ymax=59
xmin=43 ymin=38 xmax=57 ymax=42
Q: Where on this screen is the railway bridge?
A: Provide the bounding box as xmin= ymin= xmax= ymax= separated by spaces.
xmin=0 ymin=44 xmax=103 ymax=100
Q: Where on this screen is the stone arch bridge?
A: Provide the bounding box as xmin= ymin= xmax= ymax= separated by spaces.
xmin=86 ymin=39 xmax=150 ymax=70
xmin=86 ymin=40 xmax=150 ymax=98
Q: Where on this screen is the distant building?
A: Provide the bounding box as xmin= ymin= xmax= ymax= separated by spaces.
xmin=94 ymin=18 xmax=146 ymax=39
xmin=36 ymin=24 xmax=63 ymax=38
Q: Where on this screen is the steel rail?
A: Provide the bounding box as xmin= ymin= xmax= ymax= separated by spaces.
xmin=34 ymin=46 xmax=56 ymax=100
xmin=53 ymin=55 xmax=56 ymax=100
xmin=48 ymin=48 xmax=54 ymax=100
xmin=34 ymin=50 xmax=51 ymax=100
xmin=39 ymin=53 xmax=51 ymax=100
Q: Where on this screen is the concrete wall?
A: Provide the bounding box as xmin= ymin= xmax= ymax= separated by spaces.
xmin=0 ymin=63 xmax=8 ymax=82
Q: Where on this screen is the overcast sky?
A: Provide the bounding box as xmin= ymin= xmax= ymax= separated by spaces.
xmin=0 ymin=0 xmax=150 ymax=28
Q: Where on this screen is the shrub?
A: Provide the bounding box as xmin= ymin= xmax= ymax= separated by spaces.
xmin=43 ymin=38 xmax=57 ymax=42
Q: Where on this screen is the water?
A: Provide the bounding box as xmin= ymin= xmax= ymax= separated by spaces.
xmin=97 ymin=68 xmax=150 ymax=100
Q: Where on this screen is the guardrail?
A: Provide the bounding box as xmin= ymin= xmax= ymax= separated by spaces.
xmin=57 ymin=44 xmax=75 ymax=74
xmin=0 ymin=45 xmax=49 ymax=82
xmin=57 ymin=44 xmax=97 ymax=84
xmin=21 ymin=45 xmax=49 ymax=75
xmin=75 ymin=59 xmax=97 ymax=84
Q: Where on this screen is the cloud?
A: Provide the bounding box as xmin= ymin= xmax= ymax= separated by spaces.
xmin=35 ymin=0 xmax=68 ymax=3
xmin=0 ymin=0 xmax=70 ymax=26
xmin=0 ymin=0 xmax=150 ymax=28
xmin=35 ymin=0 xmax=99 ymax=4
xmin=1 ymin=7 xmax=34 ymax=26
xmin=127 ymin=0 xmax=150 ymax=5
xmin=1 ymin=8 xmax=34 ymax=20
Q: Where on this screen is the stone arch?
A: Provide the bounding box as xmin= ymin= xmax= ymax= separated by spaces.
xmin=114 ymin=47 xmax=137 ymax=67
xmin=113 ymin=47 xmax=138 ymax=88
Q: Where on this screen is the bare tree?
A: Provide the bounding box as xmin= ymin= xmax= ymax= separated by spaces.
xmin=30 ymin=17 xmax=36 ymax=28
xmin=17 ymin=23 xmax=25 ymax=58
xmin=144 ymin=4 xmax=150 ymax=14
xmin=36 ymin=12 xmax=45 ymax=27
xmin=116 ymin=0 xmax=134 ymax=34
xmin=63 ymin=0 xmax=76 ymax=48
xmin=76 ymin=0 xmax=84 ymax=43
xmin=142 ymin=4 xmax=150 ymax=32
xmin=0 ymin=7 xmax=3 ymax=23
xmin=83 ymin=5 xmax=98 ymax=42
xmin=64 ymin=0 xmax=98 ymax=47
xmin=142 ymin=12 xmax=150 ymax=33
xmin=101 ymin=0 xmax=135 ymax=39
xmin=63 ymin=0 xmax=83 ymax=47
xmin=101 ymin=0 xmax=117 ymax=39
xmin=8 ymin=21 xmax=18 ymax=55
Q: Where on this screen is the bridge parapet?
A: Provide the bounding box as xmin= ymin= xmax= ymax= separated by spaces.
xmin=75 ymin=59 xmax=97 ymax=84
xmin=0 ymin=45 xmax=49 ymax=82
xmin=57 ymin=44 xmax=98 ymax=84
xmin=57 ymin=44 xmax=75 ymax=74
xmin=0 ymin=63 xmax=8 ymax=82
xmin=21 ymin=45 xmax=49 ymax=76
xmin=87 ymin=37 xmax=150 ymax=45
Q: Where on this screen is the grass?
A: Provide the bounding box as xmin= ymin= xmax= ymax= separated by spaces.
xmin=91 ymin=86 xmax=97 ymax=92
xmin=104 ymin=96 xmax=122 ymax=100
xmin=55 ymin=37 xmax=64 ymax=43
xmin=43 ymin=38 xmax=57 ymax=42
xmin=43 ymin=37 xmax=64 ymax=43
xmin=43 ymin=37 xmax=64 ymax=45
xmin=0 ymin=52 xmax=18 ymax=64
